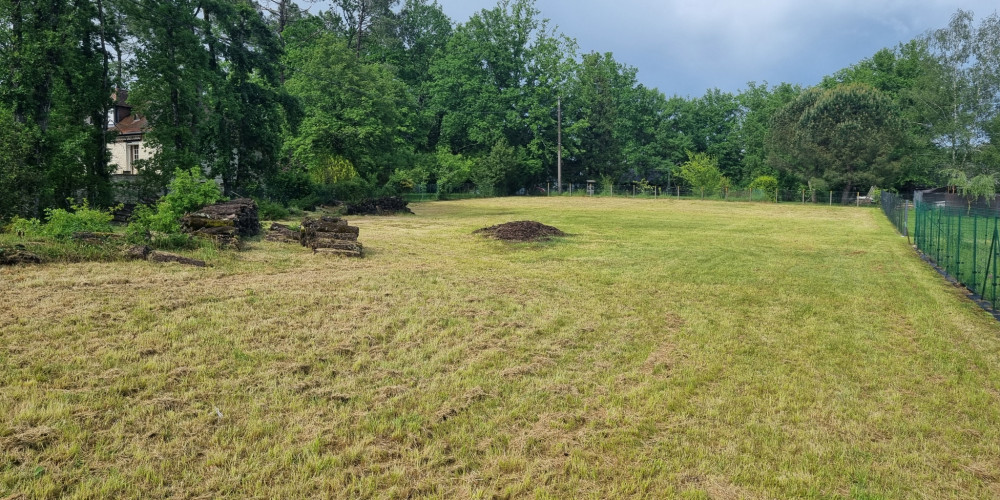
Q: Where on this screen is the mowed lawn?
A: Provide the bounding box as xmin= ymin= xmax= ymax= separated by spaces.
xmin=3 ymin=197 xmax=1000 ymax=498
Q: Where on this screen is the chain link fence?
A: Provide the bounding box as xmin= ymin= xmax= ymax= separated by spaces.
xmin=882 ymin=190 xmax=1000 ymax=310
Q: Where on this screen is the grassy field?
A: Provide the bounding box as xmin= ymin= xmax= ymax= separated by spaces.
xmin=3 ymin=197 xmax=1000 ymax=498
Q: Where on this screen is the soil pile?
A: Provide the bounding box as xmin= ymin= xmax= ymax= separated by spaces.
xmin=474 ymin=221 xmax=566 ymax=242
xmin=345 ymin=196 xmax=413 ymax=216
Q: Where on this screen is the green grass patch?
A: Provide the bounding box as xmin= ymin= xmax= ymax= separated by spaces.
xmin=2 ymin=197 xmax=999 ymax=498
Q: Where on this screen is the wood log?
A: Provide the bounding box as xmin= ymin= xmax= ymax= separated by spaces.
xmin=123 ymin=245 xmax=152 ymax=260
xmin=181 ymin=198 xmax=259 ymax=237
xmin=310 ymin=240 xmax=362 ymax=251
xmin=309 ymin=231 xmax=358 ymax=241
xmin=148 ymin=251 xmax=207 ymax=267
xmin=313 ymin=248 xmax=362 ymax=257
xmin=72 ymin=232 xmax=122 ymax=245
xmin=302 ymin=216 xmax=348 ymax=233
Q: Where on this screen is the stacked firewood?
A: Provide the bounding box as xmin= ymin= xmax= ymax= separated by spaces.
xmin=181 ymin=198 xmax=260 ymax=248
xmin=265 ymin=217 xmax=362 ymax=257
xmin=301 ymin=216 xmax=362 ymax=257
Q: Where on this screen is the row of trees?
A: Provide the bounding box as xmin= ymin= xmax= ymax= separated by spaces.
xmin=2 ymin=0 xmax=999 ymax=220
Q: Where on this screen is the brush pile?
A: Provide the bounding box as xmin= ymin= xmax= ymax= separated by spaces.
xmin=266 ymin=217 xmax=363 ymax=257
xmin=181 ymin=198 xmax=260 ymax=248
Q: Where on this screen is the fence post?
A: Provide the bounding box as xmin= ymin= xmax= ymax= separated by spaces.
xmin=955 ymin=212 xmax=964 ymax=283
xmin=829 ymin=191 xmax=832 ymax=205
xmin=775 ymin=188 xmax=779 ymax=203
xmin=994 ymin=224 xmax=999 ymax=308
xmin=972 ymin=215 xmax=979 ymax=285
xmin=903 ymin=201 xmax=909 ymax=240
xmin=801 ymin=189 xmax=805 ymax=204
xmin=857 ymin=192 xmax=860 ymax=207
xmin=936 ymin=209 xmax=943 ymax=263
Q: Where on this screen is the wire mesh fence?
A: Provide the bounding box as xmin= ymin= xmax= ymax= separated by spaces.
xmin=404 ymin=183 xmax=874 ymax=206
xmin=882 ymin=191 xmax=1000 ymax=310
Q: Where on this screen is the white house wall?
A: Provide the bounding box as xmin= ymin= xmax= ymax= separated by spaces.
xmin=108 ymin=139 xmax=154 ymax=175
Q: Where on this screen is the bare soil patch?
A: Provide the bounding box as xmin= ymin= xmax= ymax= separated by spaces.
xmin=474 ymin=220 xmax=566 ymax=242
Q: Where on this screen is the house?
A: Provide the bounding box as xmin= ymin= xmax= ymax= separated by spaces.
xmin=107 ymin=89 xmax=152 ymax=175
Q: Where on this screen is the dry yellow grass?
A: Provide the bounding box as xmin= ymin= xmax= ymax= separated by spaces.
xmin=2 ymin=197 xmax=1000 ymax=498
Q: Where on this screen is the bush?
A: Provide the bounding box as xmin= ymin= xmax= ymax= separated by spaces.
xmin=5 ymin=201 xmax=114 ymax=240
xmin=6 ymin=216 xmax=42 ymax=237
xmin=749 ymin=175 xmax=779 ymax=201
xmin=158 ymin=167 xmax=224 ymax=222
xmin=257 ymin=199 xmax=290 ymax=220
xmin=125 ymin=168 xmax=224 ymax=244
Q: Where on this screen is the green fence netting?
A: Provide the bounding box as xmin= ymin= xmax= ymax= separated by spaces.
xmin=882 ymin=191 xmax=1000 ymax=309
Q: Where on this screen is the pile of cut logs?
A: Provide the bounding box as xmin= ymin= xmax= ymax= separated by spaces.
xmin=181 ymin=198 xmax=260 ymax=248
xmin=266 ymin=216 xmax=363 ymax=257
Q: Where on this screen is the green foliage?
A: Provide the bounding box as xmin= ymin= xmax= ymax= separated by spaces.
xmin=600 ymin=175 xmax=614 ymax=196
xmin=749 ymin=175 xmax=779 ymax=201
xmin=256 ymin=200 xmax=291 ymax=221
xmin=471 ymin=138 xmax=521 ymax=196
xmin=158 ymin=167 xmax=225 ymax=225
xmin=41 ymin=202 xmax=115 ymax=240
xmin=125 ymin=167 xmax=223 ymax=241
xmin=5 ymin=201 xmax=114 ymax=240
xmin=434 ymin=148 xmax=473 ymax=194
xmin=678 ymin=152 xmax=723 ymax=196
xmin=6 ymin=217 xmax=43 ymax=237
xmin=769 ymin=83 xmax=904 ymax=200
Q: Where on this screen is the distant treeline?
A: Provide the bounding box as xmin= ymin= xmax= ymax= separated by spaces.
xmin=2 ymin=0 xmax=999 ymax=219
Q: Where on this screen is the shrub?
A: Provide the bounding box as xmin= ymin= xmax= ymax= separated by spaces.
xmin=678 ymin=152 xmax=722 ymax=196
xmin=125 ymin=167 xmax=223 ymax=243
xmin=749 ymin=175 xmax=779 ymax=201
xmin=257 ymin=199 xmax=290 ymax=220
xmin=6 ymin=216 xmax=42 ymax=237
xmin=158 ymin=167 xmax=224 ymax=222
xmin=41 ymin=201 xmax=115 ymax=239
xmin=4 ymin=201 xmax=114 ymax=240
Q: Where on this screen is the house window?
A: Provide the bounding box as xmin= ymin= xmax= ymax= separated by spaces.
xmin=126 ymin=144 xmax=140 ymax=174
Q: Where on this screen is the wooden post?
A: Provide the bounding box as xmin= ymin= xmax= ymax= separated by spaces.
xmin=801 ymin=189 xmax=805 ymax=203
xmin=775 ymin=188 xmax=778 ymax=203
xmin=677 ymin=186 xmax=680 ymax=197
xmin=547 ymin=182 xmax=550 ymax=196
xmin=829 ymin=191 xmax=833 ymax=205
xmin=857 ymin=192 xmax=860 ymax=207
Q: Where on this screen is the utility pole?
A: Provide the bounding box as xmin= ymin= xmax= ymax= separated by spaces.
xmin=557 ymin=96 xmax=562 ymax=194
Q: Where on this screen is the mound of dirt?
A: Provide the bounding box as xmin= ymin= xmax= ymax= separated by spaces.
xmin=474 ymin=221 xmax=566 ymax=242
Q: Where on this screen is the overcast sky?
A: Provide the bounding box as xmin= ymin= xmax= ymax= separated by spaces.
xmin=434 ymin=0 xmax=999 ymax=97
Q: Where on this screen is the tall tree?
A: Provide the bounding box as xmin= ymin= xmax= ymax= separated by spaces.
xmin=0 ymin=0 xmax=116 ymax=217
xmin=769 ymin=84 xmax=905 ymax=201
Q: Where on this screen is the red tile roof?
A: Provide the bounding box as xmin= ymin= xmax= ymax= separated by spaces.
xmin=115 ymin=114 xmax=148 ymax=135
